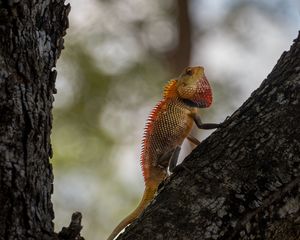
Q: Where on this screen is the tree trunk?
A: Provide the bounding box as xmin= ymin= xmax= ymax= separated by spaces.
xmin=0 ymin=1 xmax=76 ymax=240
xmin=117 ymin=32 xmax=300 ymax=240
xmin=167 ymin=0 xmax=192 ymax=74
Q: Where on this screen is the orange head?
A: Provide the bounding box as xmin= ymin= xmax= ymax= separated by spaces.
xmin=164 ymin=66 xmax=212 ymax=108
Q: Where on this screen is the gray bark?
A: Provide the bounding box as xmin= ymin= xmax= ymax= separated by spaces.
xmin=117 ymin=33 xmax=300 ymax=240
xmin=0 ymin=1 xmax=83 ymax=240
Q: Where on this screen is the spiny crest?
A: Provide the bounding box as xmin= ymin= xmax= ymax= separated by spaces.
xmin=163 ymin=79 xmax=178 ymax=99
xmin=140 ymin=100 xmax=166 ymax=181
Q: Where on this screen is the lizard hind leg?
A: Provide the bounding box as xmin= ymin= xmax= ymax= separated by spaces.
xmin=168 ymin=146 xmax=181 ymax=173
xmin=156 ymin=147 xmax=181 ymax=173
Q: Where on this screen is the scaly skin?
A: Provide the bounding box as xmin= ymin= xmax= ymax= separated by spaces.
xmin=107 ymin=66 xmax=220 ymax=240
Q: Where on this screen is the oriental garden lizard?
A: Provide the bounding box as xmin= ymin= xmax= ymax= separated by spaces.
xmin=107 ymin=66 xmax=221 ymax=240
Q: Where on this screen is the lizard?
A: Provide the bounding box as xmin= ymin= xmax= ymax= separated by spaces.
xmin=106 ymin=66 xmax=221 ymax=240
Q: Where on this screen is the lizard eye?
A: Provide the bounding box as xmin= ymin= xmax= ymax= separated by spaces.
xmin=185 ymin=67 xmax=193 ymax=76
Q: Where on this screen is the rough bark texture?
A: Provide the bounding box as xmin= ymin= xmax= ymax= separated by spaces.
xmin=117 ymin=33 xmax=300 ymax=240
xmin=0 ymin=1 xmax=75 ymax=240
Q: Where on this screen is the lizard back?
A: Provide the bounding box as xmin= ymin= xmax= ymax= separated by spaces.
xmin=141 ymin=80 xmax=196 ymax=184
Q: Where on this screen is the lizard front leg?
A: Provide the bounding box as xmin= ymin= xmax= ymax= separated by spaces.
xmin=193 ymin=114 xmax=221 ymax=129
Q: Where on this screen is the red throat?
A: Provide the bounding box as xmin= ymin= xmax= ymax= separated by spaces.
xmin=192 ymin=76 xmax=212 ymax=108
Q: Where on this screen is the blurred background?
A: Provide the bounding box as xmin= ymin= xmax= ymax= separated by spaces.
xmin=52 ymin=0 xmax=300 ymax=239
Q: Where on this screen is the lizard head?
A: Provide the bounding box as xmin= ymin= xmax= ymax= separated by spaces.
xmin=163 ymin=66 xmax=212 ymax=108
xmin=176 ymin=66 xmax=212 ymax=108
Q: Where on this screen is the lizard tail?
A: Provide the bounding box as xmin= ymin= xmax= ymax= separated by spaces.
xmin=106 ymin=185 xmax=157 ymax=240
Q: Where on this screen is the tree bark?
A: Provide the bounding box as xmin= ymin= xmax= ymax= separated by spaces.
xmin=117 ymin=33 xmax=300 ymax=240
xmin=0 ymin=1 xmax=77 ymax=240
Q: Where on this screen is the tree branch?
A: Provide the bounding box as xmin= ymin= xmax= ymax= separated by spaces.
xmin=167 ymin=0 xmax=192 ymax=73
xmin=57 ymin=212 xmax=85 ymax=240
xmin=117 ymin=32 xmax=300 ymax=240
